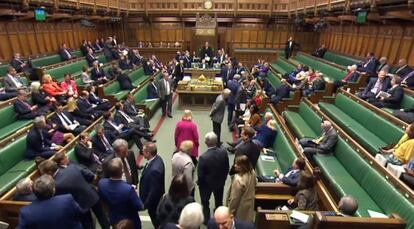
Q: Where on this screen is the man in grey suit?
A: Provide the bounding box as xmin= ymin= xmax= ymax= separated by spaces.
xmin=299 ymin=120 xmax=338 ymax=158
xmin=209 ymin=89 xmax=231 ymax=145
xmin=158 ymin=71 xmax=174 ymax=118
xmin=4 ymin=67 xmax=26 ymax=93
xmin=376 ymin=57 xmax=391 ymax=75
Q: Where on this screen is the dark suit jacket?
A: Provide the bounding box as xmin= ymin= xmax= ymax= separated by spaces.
xmin=362 ymin=77 xmax=391 ymax=95
xmin=108 ymin=67 xmax=122 ymax=79
xmin=158 ymin=78 xmax=174 ymax=100
xmin=26 ymin=128 xmax=53 ymax=159
xmin=88 ymin=93 xmax=105 ymax=105
xmin=227 ymin=80 xmax=240 ymax=105
xmin=91 ymin=67 xmax=107 ymax=81
xmin=14 ymin=99 xmax=37 ymax=119
xmin=144 ymin=63 xmax=155 ymax=76
xmin=314 ymin=47 xmax=327 ymax=58
xmin=198 ymin=147 xmax=229 ymax=190
xmin=230 ymin=140 xmax=261 ymax=175
xmin=102 ymin=151 xmax=139 ymax=185
xmin=117 ymin=73 xmax=134 ymax=90
xmin=91 ymin=132 xmax=116 ymax=158
xmin=59 ymin=48 xmax=72 ymax=61
xmin=344 ymin=72 xmax=360 ymax=83
xmin=381 ymin=85 xmax=404 ymax=109
xmin=395 ymin=65 xmax=413 ymax=78
xmin=114 ymin=110 xmax=133 ymax=126
xmin=139 ymin=155 xmax=165 ymax=211
xmin=10 ymin=59 xmax=25 ymax=73
xmin=18 ymin=194 xmax=83 ymax=229
xmin=77 ymin=98 xmax=94 ymax=114
xmin=358 ymin=58 xmax=378 ymax=74
xmin=285 ymin=41 xmax=299 ymax=58
xmin=51 ymin=111 xmax=77 ymax=132
xmin=208 ymin=219 xmax=255 ymax=229
xmin=86 ymin=53 xmax=97 ymax=67
xmin=173 ymin=64 xmax=184 ymax=80
xmin=124 ymin=100 xmax=138 ymax=116
xmin=147 ymin=82 xmax=159 ymax=99
xmin=281 ymin=167 xmax=301 ymax=187
xmin=200 ymin=47 xmax=213 ymax=59
xmin=74 ymin=142 xmax=100 ymax=172
xmin=54 ymin=164 xmax=99 ymax=209
xmin=13 ymin=193 xmax=37 ymax=202
xmin=119 ymin=60 xmax=133 ymax=70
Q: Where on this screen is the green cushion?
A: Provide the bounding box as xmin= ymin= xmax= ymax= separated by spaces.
xmin=46 ymin=59 xmax=88 ymax=82
xmin=256 ymin=152 xmax=280 ymax=178
xmin=293 ymin=54 xmax=347 ymax=82
xmin=283 ymin=110 xmax=318 ymax=139
xmin=0 ymin=105 xmax=32 ymax=140
xmin=0 ymin=170 xmax=29 ymax=196
xmin=31 ymin=55 xmax=63 ymax=68
xmin=0 ymin=64 xmax=9 ymax=76
xmin=400 ymin=94 xmax=414 ymax=110
xmin=323 ymin=51 xmax=360 ymax=67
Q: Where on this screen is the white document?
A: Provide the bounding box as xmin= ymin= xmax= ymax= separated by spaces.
xmin=260 ymin=155 xmax=275 ymax=162
xmin=290 ymin=210 xmax=310 ymax=223
xmin=368 ymin=210 xmax=388 ymax=218
xmin=183 ymin=76 xmax=191 ymax=81
xmin=68 ymin=124 xmax=79 ymax=131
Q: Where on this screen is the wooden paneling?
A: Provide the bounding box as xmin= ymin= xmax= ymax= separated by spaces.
xmin=0 ymin=21 xmax=114 ymax=63
xmin=320 ymin=24 xmax=414 ymax=65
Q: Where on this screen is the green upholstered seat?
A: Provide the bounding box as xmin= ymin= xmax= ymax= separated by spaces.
xmin=271 ymin=58 xmax=296 ymax=75
xmin=0 ymin=105 xmax=32 ymax=140
xmin=319 ymin=93 xmax=404 ymax=155
xmin=134 ymin=85 xmax=160 ymax=113
xmin=130 ymin=68 xmax=146 ymax=86
xmin=323 ymin=51 xmax=360 ymax=67
xmin=0 ymin=64 xmax=10 ymax=76
xmin=293 ymin=54 xmax=347 ymax=82
xmin=256 ymin=152 xmax=280 ymax=178
xmin=31 ymin=55 xmax=63 ymax=68
xmin=104 ymin=82 xmax=129 ymax=100
xmin=0 ymin=136 xmax=35 ymax=196
xmin=382 ymin=94 xmax=414 ymax=114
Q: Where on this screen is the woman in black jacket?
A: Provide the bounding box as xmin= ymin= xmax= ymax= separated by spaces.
xmin=157 ymin=174 xmax=195 ymax=228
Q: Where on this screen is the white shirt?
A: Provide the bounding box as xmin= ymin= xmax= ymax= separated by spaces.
xmin=7 ymin=74 xmax=22 ymax=88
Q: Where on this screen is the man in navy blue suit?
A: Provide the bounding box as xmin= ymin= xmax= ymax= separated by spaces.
xmin=139 ymin=142 xmax=165 ymax=228
xmin=258 ymin=158 xmax=305 ymax=186
xmin=357 ymin=70 xmax=391 ymax=101
xmin=26 ymin=116 xmax=62 ymax=159
xmin=18 ymin=174 xmax=84 ymax=229
xmin=147 ymin=76 xmax=159 ymax=99
xmin=208 ymin=206 xmax=255 ymax=229
xmin=99 ymin=158 xmax=143 ymax=228
xmin=226 ymin=74 xmax=240 ymax=130
xmin=357 ymin=52 xmax=378 ymax=75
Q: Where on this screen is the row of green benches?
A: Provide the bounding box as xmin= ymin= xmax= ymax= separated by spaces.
xmin=282 ymin=101 xmax=414 ymax=226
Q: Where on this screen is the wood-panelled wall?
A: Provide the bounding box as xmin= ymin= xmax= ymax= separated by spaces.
xmin=319 ymin=24 xmax=414 ymax=66
xmin=127 ymin=22 xmax=318 ymax=58
xmin=0 ymin=21 xmax=114 ymax=62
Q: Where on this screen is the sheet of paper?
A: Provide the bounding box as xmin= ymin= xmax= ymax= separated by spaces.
xmin=368 ymin=210 xmax=388 ymax=218
xmin=290 ymin=210 xmax=310 ymax=223
xmin=260 ymin=155 xmax=275 ymax=162
xmin=183 ymin=76 xmax=191 ymax=81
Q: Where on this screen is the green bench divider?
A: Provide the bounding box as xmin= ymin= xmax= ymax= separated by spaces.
xmin=283 ymin=101 xmax=414 ymax=225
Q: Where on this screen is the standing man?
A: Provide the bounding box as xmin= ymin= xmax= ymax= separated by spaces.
xmin=210 ymin=89 xmax=231 ymax=146
xmin=158 ymin=71 xmax=174 ymax=118
xmin=198 ymin=132 xmax=229 ymax=224
xmin=285 ymin=37 xmax=299 ymax=59
xmin=200 ymin=41 xmax=213 ymax=65
xmin=139 ymin=142 xmax=165 ymax=228
xmin=226 ymin=75 xmax=240 ymax=131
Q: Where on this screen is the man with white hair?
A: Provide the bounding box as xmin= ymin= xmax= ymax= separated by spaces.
xmin=164 ymin=202 xmax=204 ymax=229
xmin=207 ymin=206 xmax=254 ymax=229
xmin=172 ymin=140 xmax=196 ymax=194
xmin=102 ymin=138 xmax=139 ymax=185
xmin=332 ymin=64 xmax=360 ymax=92
xmin=376 ymin=57 xmax=390 ymax=74
xmin=26 ymin=116 xmax=62 ymax=159
xmin=299 ymin=120 xmax=338 ymax=158
xmin=13 ymin=178 xmax=37 ymax=201
xmin=210 ymin=88 xmax=231 ymax=145
xmin=198 ymin=132 xmax=229 ymax=224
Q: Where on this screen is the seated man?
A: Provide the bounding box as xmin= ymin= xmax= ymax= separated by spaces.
xmin=258 ymin=158 xmax=305 ymax=187
xmin=26 ymin=116 xmax=62 ymax=159
xmin=323 ymin=196 xmax=359 ymax=217
xmin=77 ymin=91 xmax=104 ymax=118
xmin=119 ymin=55 xmax=133 ymax=70
xmin=208 ymin=206 xmax=255 ymax=229
xmin=86 ymin=48 xmax=98 ymax=67
xmin=400 ymin=159 xmax=414 ymax=189
xmin=91 ymin=61 xmax=109 ymax=85
xmin=4 ymin=67 xmax=27 ymax=93
xmin=0 ymin=87 xmax=17 ymax=101
xmin=92 ymin=125 xmax=116 ymax=159
xmin=401 ymin=70 xmax=414 ymax=88
xmin=370 ymin=75 xmax=404 ymax=109
xmin=75 ymin=133 xmax=102 ymax=173
xmin=52 ymin=104 xmax=86 ymax=135
xmin=394 ymin=58 xmax=412 ymax=79
xmin=269 ymin=79 xmax=292 ymax=105
xmin=14 ymin=89 xmax=49 ymax=120
xmin=312 ymin=44 xmax=327 ymax=58
xmin=10 ymin=53 xmax=27 ymax=73
xmin=356 ymin=52 xmax=377 ymax=75
xmin=332 ymin=64 xmax=360 ymax=92
xmin=114 ymin=102 xmax=154 ymax=141
xmin=18 ymin=174 xmax=84 ymax=229
xmin=13 ymin=178 xmax=37 ymax=202
xmin=117 ymin=71 xmax=135 ymax=91
xmin=59 ymin=43 xmax=75 ymax=61
xmin=87 ymin=86 xmax=112 ymax=111
xmin=357 ymin=70 xmax=391 ymax=101
xmin=302 ymin=72 xmax=326 ymax=97
xmin=299 ymin=120 xmax=338 ymax=158
xmin=107 ymin=62 xmax=123 ymax=80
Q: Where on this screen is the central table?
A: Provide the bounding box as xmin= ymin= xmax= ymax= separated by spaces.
xmin=176 ymin=77 xmax=223 ymax=110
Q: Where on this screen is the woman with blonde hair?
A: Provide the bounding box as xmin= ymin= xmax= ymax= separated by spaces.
xmin=42 ymin=74 xmax=67 ymax=104
xmin=66 ymin=97 xmax=95 ymax=126
xmin=252 ymin=119 xmax=278 ymax=148
xmin=174 ymin=110 xmax=199 ymax=162
xmin=226 ymin=155 xmax=257 ymax=222
xmin=31 ymin=82 xmax=55 ymax=113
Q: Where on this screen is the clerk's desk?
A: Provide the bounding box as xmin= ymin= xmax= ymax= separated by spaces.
xmin=184 ymin=67 xmax=220 ymax=79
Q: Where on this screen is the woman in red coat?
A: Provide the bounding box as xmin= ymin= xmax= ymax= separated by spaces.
xmin=175 ymin=110 xmax=199 ymax=161
xmin=42 ymin=74 xmax=67 ymax=104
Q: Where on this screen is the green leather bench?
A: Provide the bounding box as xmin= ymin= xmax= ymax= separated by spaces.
xmin=294 ymin=53 xmax=347 ymax=82
xmin=0 ymin=64 xmax=9 ymax=76
xmin=271 ymin=58 xmax=296 ymax=75
xmin=31 ymin=49 xmax=82 ymax=68
xmin=129 ymin=68 xmax=147 ymax=87
xmin=266 ymin=71 xmax=295 ymax=99
xmin=283 ymin=102 xmax=414 ymax=225
xmin=319 ymin=93 xmax=404 ymax=155
xmin=46 ymin=54 xmax=106 ymax=82
xmin=0 ymin=136 xmax=35 ymax=196
xmin=103 ymin=67 xmax=145 ymax=101
xmin=0 ymin=105 xmax=32 ymax=140
xmin=133 ymin=73 xmax=162 ymax=117
xmin=323 ymin=51 xmax=360 ymax=67
xmin=383 ymin=94 xmax=414 ymax=114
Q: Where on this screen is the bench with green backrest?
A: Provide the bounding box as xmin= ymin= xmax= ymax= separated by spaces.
xmin=282 ymin=102 xmax=414 ymax=226
xmin=0 ymin=105 xmax=32 ymax=140
xmin=271 ymin=58 xmax=296 ymax=75
xmin=319 ymin=93 xmax=404 ymax=155
xmin=256 ymin=109 xmax=297 ymax=178
xmin=129 ymin=68 xmax=147 ymax=87
xmin=31 ymin=50 xmax=79 ymax=68
xmin=294 ymin=53 xmax=347 ymax=82
xmin=0 ymin=136 xmax=36 ymax=196
xmin=104 ymin=67 xmax=146 ymax=101
xmin=46 ymin=55 xmax=106 ymax=82
xmin=382 ymin=93 xmax=414 ymax=114
xmin=323 ymin=51 xmax=361 ymax=67
xmin=0 ymin=64 xmax=9 ymax=76
xmin=266 ymin=71 xmax=295 ymax=99
xmin=133 ymin=73 xmax=162 ymax=114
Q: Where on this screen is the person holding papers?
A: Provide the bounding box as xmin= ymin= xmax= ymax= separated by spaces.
xmin=370 ymin=75 xmax=404 ymax=109
xmin=52 ymin=104 xmax=86 ymax=135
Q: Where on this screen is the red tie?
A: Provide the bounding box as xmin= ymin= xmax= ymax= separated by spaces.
xmin=343 ymin=72 xmax=354 ymax=82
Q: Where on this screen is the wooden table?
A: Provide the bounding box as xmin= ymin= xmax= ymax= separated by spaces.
xmin=185 ymin=68 xmax=221 ymax=79
xmin=176 ymin=90 xmax=221 ymax=110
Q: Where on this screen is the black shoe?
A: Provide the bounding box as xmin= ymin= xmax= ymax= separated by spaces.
xmin=168 ymin=115 xmax=173 ymax=118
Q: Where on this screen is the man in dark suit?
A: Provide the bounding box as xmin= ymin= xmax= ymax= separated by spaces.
xmin=332 ymin=65 xmax=360 ymax=92
xmin=147 ymin=76 xmax=159 ymax=99
xmin=143 ymin=59 xmax=155 ymax=76
xmin=119 ymin=55 xmax=134 ymax=70
xmin=370 ymin=76 xmax=404 ymax=109
xmin=269 ymin=79 xmax=292 ymax=105
xmin=285 ymin=37 xmax=299 ymax=59
xmin=200 ymin=41 xmax=213 ymax=64
xmin=259 ymin=158 xmax=305 ymax=187
xmin=87 ymin=86 xmax=112 ymax=111
xmin=227 ymin=75 xmax=240 ymax=129
xmin=18 ymin=174 xmax=84 ymax=229
xmin=229 ymin=127 xmax=261 ymax=175
xmin=59 ymin=43 xmax=74 ymax=61
xmin=140 ymin=142 xmax=165 ymax=228
xmin=92 ymin=125 xmax=116 ymax=158
xmin=80 ymin=40 xmax=89 ymax=56
xmin=395 ymin=58 xmax=412 ymax=79
xmin=38 ymin=158 xmax=110 ymax=229
xmin=172 ymin=60 xmax=185 ymax=87
xmin=198 ymin=132 xmax=229 ymax=224
xmin=376 ymin=57 xmax=391 ymax=75
xmin=130 ymin=49 xmax=143 ymax=65
xmin=357 ymin=70 xmax=391 ymax=101
xmin=357 ymin=52 xmax=377 ymax=74
xmin=77 ymin=91 xmax=104 ymax=118
xmin=220 ymin=62 xmax=234 ymax=86
xmin=208 ymin=206 xmax=255 ymax=229
xmin=91 ymin=61 xmax=109 ymax=85
xmin=4 ymin=67 xmax=27 ymax=93
xmin=312 ymin=44 xmax=327 ymax=58
xmin=114 ymin=102 xmax=153 ymax=140
xmin=299 ymin=120 xmax=338 ymax=158
xmin=210 ymin=89 xmax=231 ymax=145
xmin=99 ymin=157 xmax=143 ymax=227
xmin=14 ymin=89 xmax=47 ymax=120
xmin=158 ymin=71 xmax=174 ymax=118
xmin=107 ymin=62 xmax=122 ymax=80
xmin=26 ymin=116 xmax=62 ymax=159
xmin=10 ymin=53 xmax=27 ymax=73
xmin=52 ymin=105 xmax=86 ymax=135
xmin=13 ymin=177 xmax=37 ymax=202
xmin=75 ymin=133 xmax=101 ymax=173
xmin=86 ymin=48 xmax=98 ymax=67
xmin=117 ymin=71 xmax=135 ymax=90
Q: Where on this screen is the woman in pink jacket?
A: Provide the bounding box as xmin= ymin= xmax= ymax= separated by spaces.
xmin=175 ymin=110 xmax=199 ymax=161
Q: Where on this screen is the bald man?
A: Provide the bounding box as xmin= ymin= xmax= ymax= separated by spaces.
xmin=299 ymin=120 xmax=338 ymax=158
xmin=207 ymin=206 xmax=254 ymax=229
